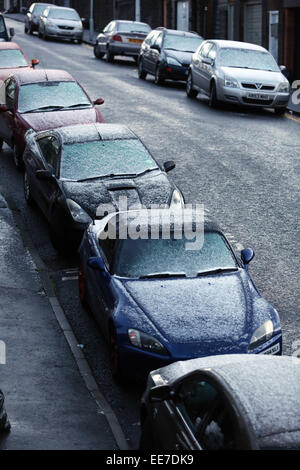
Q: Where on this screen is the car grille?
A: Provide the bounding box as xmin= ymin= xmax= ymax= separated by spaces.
xmin=58 ymin=26 xmax=74 ymax=30
xmin=241 ymin=83 xmax=275 ymax=91
xmin=243 ymin=97 xmax=273 ymax=105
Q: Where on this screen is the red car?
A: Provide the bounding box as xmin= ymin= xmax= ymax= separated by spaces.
xmin=0 ymin=69 xmax=104 ymax=169
xmin=0 ymin=41 xmax=39 ymax=81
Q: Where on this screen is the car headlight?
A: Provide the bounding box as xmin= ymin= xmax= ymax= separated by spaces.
xmin=170 ymin=189 xmax=185 ymax=209
xmin=277 ymin=82 xmax=290 ymax=93
xmin=224 ymin=76 xmax=239 ymax=88
xmin=128 ymin=329 xmax=168 ymax=356
xmin=249 ymin=320 xmax=274 ymax=350
xmin=66 ymin=199 xmax=92 ymax=224
xmin=166 ymin=56 xmax=181 ymax=66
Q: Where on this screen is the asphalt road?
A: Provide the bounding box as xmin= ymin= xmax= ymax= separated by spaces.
xmin=1 ymin=19 xmax=300 ymax=449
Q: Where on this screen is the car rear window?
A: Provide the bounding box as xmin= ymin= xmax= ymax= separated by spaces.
xmin=117 ymin=22 xmax=151 ymax=33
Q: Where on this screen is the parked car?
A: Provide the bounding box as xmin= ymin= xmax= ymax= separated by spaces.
xmin=0 ymin=42 xmax=39 ymax=81
xmin=140 ymin=354 xmax=300 ymax=450
xmin=0 ymin=69 xmax=104 ymax=169
xmin=24 ymin=2 xmax=52 ymax=34
xmin=0 ymin=12 xmax=14 ymax=41
xmin=78 ymin=209 xmax=282 ymax=381
xmin=0 ymin=389 xmax=10 ymax=433
xmin=138 ymin=28 xmax=204 ymax=84
xmin=186 ymin=39 xmax=290 ymax=114
xmin=38 ymin=5 xmax=83 ymax=43
xmin=23 ymin=123 xmax=183 ymax=250
xmin=94 ymin=20 xmax=151 ymax=63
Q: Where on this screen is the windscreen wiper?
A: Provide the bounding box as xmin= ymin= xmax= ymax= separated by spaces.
xmin=62 ymin=103 xmax=92 ymax=109
xmin=139 ymin=272 xmax=186 ymax=279
xmin=23 ymin=105 xmax=65 ymax=113
xmin=197 ymin=267 xmax=238 ymax=277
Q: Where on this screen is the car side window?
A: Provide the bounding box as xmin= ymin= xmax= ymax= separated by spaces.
xmin=5 ymin=79 xmax=16 ymax=110
xmin=149 ymin=31 xmax=159 ymax=47
xmin=199 ymin=42 xmax=213 ymax=59
xmin=37 ymin=136 xmax=60 ymax=173
xmin=207 ymin=44 xmax=217 ymax=61
xmin=155 ymin=32 xmax=163 ymax=49
xmin=174 ymin=374 xmax=237 ymax=450
xmin=29 ymin=4 xmax=35 ymax=13
xmin=144 ymin=31 xmax=154 ymax=45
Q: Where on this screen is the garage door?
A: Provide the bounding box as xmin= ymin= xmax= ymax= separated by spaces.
xmin=244 ymin=2 xmax=262 ymax=45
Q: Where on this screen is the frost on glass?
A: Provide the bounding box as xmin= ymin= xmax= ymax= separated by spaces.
xmin=113 ymin=232 xmax=237 ymax=278
xmin=164 ymin=34 xmax=203 ymax=52
xmin=48 ymin=8 xmax=80 ymax=21
xmin=60 ymin=139 xmax=158 ymax=180
xmin=219 ymin=48 xmax=279 ymax=72
xmin=18 ymin=81 xmax=91 ymax=113
xmin=0 ymin=50 xmax=28 ymax=68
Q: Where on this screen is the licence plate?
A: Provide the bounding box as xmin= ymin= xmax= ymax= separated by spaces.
xmin=247 ymin=92 xmax=269 ymax=100
xmin=260 ymin=342 xmax=280 ymax=355
xmin=129 ymin=38 xmax=143 ymax=43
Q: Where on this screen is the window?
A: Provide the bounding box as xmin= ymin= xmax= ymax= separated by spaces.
xmin=0 ymin=50 xmax=28 ymax=69
xmin=207 ymin=44 xmax=217 ymax=61
xmin=149 ymin=31 xmax=160 ymax=47
xmin=199 ymin=42 xmax=213 ymax=59
xmin=144 ymin=31 xmax=154 ymax=45
xmin=154 ymin=32 xmax=163 ymax=49
xmin=37 ymin=136 xmax=60 ymax=172
xmin=0 ymin=16 xmax=6 ymax=34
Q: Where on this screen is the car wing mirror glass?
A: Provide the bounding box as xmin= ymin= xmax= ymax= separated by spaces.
xmin=163 ymin=160 xmax=176 ymax=172
xmin=87 ymin=256 xmax=105 ymax=271
xmin=241 ymin=248 xmax=255 ymax=266
xmin=149 ymin=385 xmax=172 ymax=403
xmin=32 ymin=59 xmax=39 ymax=68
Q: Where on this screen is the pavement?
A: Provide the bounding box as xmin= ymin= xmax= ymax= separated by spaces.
xmin=0 ymin=192 xmax=119 ymax=449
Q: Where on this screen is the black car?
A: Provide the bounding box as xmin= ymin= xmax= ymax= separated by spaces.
xmin=0 ymin=13 xmax=15 ymax=41
xmin=138 ymin=28 xmax=203 ymax=84
xmin=23 ymin=123 xmax=184 ymax=251
xmin=0 ymin=390 xmax=10 ymax=433
xmin=24 ymin=3 xmax=51 ymax=34
xmin=140 ymin=354 xmax=300 ymax=450
xmin=93 ymin=20 xmax=151 ymax=63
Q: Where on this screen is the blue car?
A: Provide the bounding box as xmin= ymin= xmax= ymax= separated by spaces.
xmin=78 ymin=210 xmax=282 ymax=381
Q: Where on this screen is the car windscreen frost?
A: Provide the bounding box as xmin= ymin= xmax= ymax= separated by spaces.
xmin=219 ymin=48 xmax=279 ymax=72
xmin=18 ymin=81 xmax=91 ymax=113
xmin=48 ymin=8 xmax=80 ymax=20
xmin=164 ymin=35 xmax=203 ymax=52
xmin=0 ymin=50 xmax=28 ymax=68
xmin=60 ymin=139 xmax=158 ymax=180
xmin=113 ymin=232 xmax=237 ymax=278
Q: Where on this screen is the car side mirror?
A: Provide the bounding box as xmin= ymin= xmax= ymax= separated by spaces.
xmin=150 ymin=44 xmax=160 ymax=52
xmin=87 ymin=256 xmax=105 ymax=271
xmin=0 ymin=104 xmax=8 ymax=112
xmin=202 ymin=57 xmax=214 ymax=66
xmin=9 ymin=28 xmax=15 ymax=38
xmin=241 ymin=248 xmax=255 ymax=267
xmin=32 ymin=59 xmax=39 ymax=68
xmin=35 ymin=169 xmax=55 ymax=182
xmin=149 ymin=385 xmax=172 ymax=403
xmin=93 ymin=98 xmax=104 ymax=105
xmin=163 ymin=160 xmax=176 ymax=173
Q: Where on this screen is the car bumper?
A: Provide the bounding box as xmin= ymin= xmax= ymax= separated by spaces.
xmin=46 ymin=28 xmax=83 ymax=40
xmin=118 ymin=332 xmax=282 ymax=381
xmin=217 ymin=84 xmax=290 ymax=108
xmin=109 ymin=42 xmax=143 ymax=57
xmin=160 ymin=63 xmax=189 ymax=81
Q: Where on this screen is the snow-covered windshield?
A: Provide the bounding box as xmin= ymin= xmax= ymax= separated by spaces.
xmin=112 ymin=232 xmax=237 ymax=278
xmin=48 ymin=8 xmax=80 ymax=21
xmin=0 ymin=49 xmax=28 ymax=68
xmin=18 ymin=81 xmax=91 ymax=113
xmin=60 ymin=139 xmax=158 ymax=180
xmin=219 ymin=48 xmax=279 ymax=72
xmin=164 ymin=34 xmax=203 ymax=52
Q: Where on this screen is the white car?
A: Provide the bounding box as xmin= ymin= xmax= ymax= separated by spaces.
xmin=187 ymin=40 xmax=290 ymax=114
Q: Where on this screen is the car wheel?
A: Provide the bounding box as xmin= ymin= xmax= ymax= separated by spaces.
xmin=24 ymin=171 xmax=35 ymax=207
xmin=138 ymin=59 xmax=147 ymax=79
xmin=13 ymin=144 xmax=23 ymax=172
xmin=186 ymin=72 xmax=198 ymax=98
xmin=109 ymin=325 xmax=124 ymax=382
xmin=94 ymin=44 xmax=104 ymax=59
xmin=139 ymin=414 xmax=155 ymax=450
xmin=29 ymin=24 xmax=33 ymax=35
xmin=78 ymin=262 xmax=88 ymax=306
xmin=42 ymin=29 xmax=48 ymax=41
xmin=154 ymin=65 xmax=163 ymax=85
xmin=106 ymin=47 xmax=114 ymax=63
xmin=24 ymin=24 xmax=28 ymax=34
xmin=274 ymin=107 xmax=286 ymax=115
xmin=209 ymin=80 xmax=218 ymax=108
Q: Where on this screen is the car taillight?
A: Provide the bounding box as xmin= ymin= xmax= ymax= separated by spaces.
xmin=112 ymin=34 xmax=122 ymax=42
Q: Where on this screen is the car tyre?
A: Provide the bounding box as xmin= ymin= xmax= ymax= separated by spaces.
xmin=24 ymin=24 xmax=28 ymax=34
xmin=42 ymin=29 xmax=48 ymax=41
xmin=186 ymin=72 xmax=198 ymax=98
xmin=138 ymin=58 xmax=147 ymax=79
xmin=13 ymin=144 xmax=23 ymax=172
xmin=94 ymin=44 xmax=104 ymax=59
xmin=24 ymin=171 xmax=35 ymax=207
xmin=154 ymin=65 xmax=163 ymax=85
xmin=38 ymin=29 xmax=42 ymax=38
xmin=209 ymin=80 xmax=218 ymax=108
xmin=109 ymin=324 xmax=124 ymax=383
xmin=106 ymin=47 xmax=114 ymax=63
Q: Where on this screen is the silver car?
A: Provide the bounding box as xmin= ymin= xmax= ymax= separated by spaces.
xmin=24 ymin=3 xmax=51 ymax=34
xmin=94 ymin=20 xmax=151 ymax=63
xmin=38 ymin=6 xmax=83 ymax=43
xmin=187 ymin=40 xmax=290 ymax=114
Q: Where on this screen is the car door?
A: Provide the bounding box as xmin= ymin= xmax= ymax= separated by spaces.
xmin=0 ymin=78 xmax=16 ymax=145
xmin=202 ymin=44 xmax=217 ymax=93
xmin=141 ymin=30 xmax=156 ymax=72
xmin=149 ymin=32 xmax=163 ymax=74
xmin=98 ymin=21 xmax=115 ymax=53
xmin=196 ymin=42 xmax=213 ymax=93
xmin=143 ymin=30 xmax=160 ymax=73
xmin=34 ymin=134 xmax=61 ymax=218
